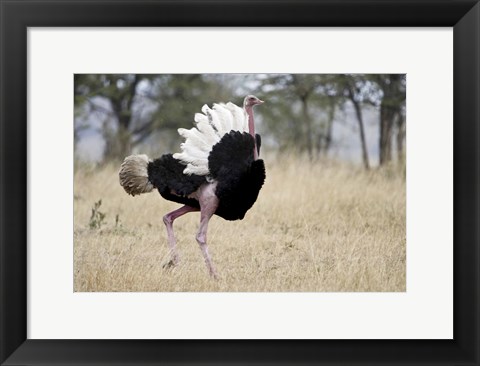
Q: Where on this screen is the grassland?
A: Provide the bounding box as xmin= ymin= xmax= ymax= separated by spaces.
xmin=74 ymin=154 xmax=405 ymax=292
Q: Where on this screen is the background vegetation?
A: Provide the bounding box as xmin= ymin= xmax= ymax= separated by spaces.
xmin=74 ymin=74 xmax=406 ymax=292
xmin=74 ymin=74 xmax=406 ymax=168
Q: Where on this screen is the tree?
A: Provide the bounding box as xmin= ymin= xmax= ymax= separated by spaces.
xmin=370 ymin=74 xmax=406 ymax=166
xmin=332 ymin=75 xmax=377 ymax=170
xmin=74 ymin=74 xmax=234 ymax=161
xmin=74 ymin=73 xmax=406 ymax=168
xmin=144 ymin=74 xmax=233 ymax=153
xmin=334 ymin=74 xmax=406 ymax=168
xmin=258 ymin=74 xmax=339 ymax=159
xmin=74 ymin=74 xmax=150 ymax=160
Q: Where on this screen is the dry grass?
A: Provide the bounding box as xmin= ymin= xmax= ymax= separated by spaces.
xmin=74 ymin=154 xmax=405 ymax=292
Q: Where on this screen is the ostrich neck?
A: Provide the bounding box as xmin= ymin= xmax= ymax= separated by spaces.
xmin=246 ymin=106 xmax=258 ymax=160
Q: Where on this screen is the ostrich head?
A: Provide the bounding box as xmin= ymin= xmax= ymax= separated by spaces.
xmin=243 ymin=95 xmax=264 ymax=108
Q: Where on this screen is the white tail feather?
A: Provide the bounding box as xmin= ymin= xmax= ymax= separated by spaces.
xmin=182 ymin=165 xmax=210 ymax=176
xmin=175 ymin=100 xmax=249 ymax=176
xmin=193 ymin=116 xmax=220 ymax=145
xmin=226 ymin=102 xmax=249 ymax=131
xmin=213 ymin=103 xmax=233 ymax=133
xmin=194 ymin=113 xmax=208 ymax=124
xmin=177 ymin=128 xmax=211 ymax=152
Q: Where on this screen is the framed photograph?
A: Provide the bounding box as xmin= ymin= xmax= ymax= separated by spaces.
xmin=1 ymin=0 xmax=479 ymax=365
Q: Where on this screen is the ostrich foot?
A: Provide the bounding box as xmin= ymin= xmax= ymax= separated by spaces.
xmin=210 ymin=269 xmax=218 ymax=280
xmin=162 ymin=258 xmax=178 ymax=270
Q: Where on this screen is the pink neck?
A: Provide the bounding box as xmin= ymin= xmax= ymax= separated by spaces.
xmin=246 ymin=106 xmax=258 ymax=160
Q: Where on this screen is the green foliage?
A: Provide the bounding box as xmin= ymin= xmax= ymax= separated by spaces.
xmin=258 ymin=74 xmax=340 ymax=156
xmin=146 ymin=74 xmax=235 ymax=153
xmin=74 ymin=73 xmax=406 ymax=168
xmin=89 ymin=199 xmax=106 ymax=229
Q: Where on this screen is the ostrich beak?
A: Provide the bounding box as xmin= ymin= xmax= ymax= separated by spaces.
xmin=257 ymin=99 xmax=264 ymax=105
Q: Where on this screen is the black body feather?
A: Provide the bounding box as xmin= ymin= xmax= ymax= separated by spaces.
xmin=255 ymin=133 xmax=261 ymax=155
xmin=209 ymin=131 xmax=266 ymax=220
xmin=147 ymin=132 xmax=266 ymax=221
xmin=147 ymin=154 xmax=205 ymax=208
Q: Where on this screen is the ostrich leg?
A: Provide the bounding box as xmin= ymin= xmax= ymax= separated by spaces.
xmin=196 ymin=184 xmax=220 ymax=278
xmin=163 ymin=205 xmax=198 ymax=267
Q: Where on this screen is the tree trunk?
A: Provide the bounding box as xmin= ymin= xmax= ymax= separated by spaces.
xmin=104 ymin=75 xmax=140 ymax=160
xmin=346 ymin=84 xmax=370 ymax=170
xmin=301 ymin=96 xmax=313 ymax=160
xmin=379 ymin=74 xmax=403 ymax=166
xmin=379 ymin=105 xmax=394 ymax=165
xmin=352 ymin=99 xmax=370 ymax=170
xmin=323 ymin=97 xmax=335 ymax=157
xmin=396 ymin=110 xmax=405 ymax=162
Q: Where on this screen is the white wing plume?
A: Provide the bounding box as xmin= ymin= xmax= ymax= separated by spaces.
xmin=173 ymin=101 xmax=249 ymax=176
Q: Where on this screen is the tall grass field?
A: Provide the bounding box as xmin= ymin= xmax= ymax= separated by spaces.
xmin=74 ymin=155 xmax=405 ymax=292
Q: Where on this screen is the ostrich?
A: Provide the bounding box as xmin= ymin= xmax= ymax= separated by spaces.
xmin=119 ymin=95 xmax=266 ymax=277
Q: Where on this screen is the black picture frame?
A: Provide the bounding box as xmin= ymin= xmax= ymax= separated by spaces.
xmin=1 ymin=1 xmax=479 ymax=365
